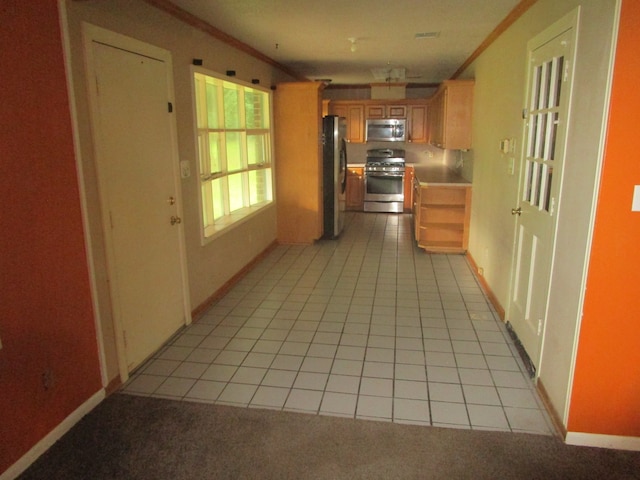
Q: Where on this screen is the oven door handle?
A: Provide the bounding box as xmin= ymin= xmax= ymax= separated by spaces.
xmin=365 ymin=171 xmax=404 ymax=178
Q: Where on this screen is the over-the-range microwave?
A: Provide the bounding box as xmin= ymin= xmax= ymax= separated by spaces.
xmin=365 ymin=118 xmax=406 ymax=142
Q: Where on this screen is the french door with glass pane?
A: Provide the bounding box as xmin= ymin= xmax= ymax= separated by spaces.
xmin=508 ymin=19 xmax=577 ymax=375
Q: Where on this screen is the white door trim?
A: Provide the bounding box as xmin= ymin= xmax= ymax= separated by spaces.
xmin=57 ymin=2 xmax=109 ymax=387
xmin=562 ymin=0 xmax=622 ymax=426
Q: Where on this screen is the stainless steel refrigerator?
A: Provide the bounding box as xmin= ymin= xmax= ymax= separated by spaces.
xmin=322 ymin=115 xmax=347 ymax=238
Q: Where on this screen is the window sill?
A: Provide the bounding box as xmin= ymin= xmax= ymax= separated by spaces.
xmin=202 ymin=201 xmax=274 ymax=244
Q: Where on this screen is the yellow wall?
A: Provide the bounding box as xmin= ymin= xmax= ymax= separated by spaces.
xmin=463 ymin=0 xmax=620 ymax=431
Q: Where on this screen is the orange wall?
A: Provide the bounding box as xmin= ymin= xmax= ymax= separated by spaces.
xmin=0 ymin=1 xmax=103 ymax=472
xmin=569 ymin=0 xmax=640 ymax=436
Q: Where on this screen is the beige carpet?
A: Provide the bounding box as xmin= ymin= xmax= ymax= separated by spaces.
xmin=19 ymin=394 xmax=640 ymax=479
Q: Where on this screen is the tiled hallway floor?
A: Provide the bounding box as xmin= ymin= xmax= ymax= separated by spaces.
xmin=123 ymin=212 xmax=555 ymax=435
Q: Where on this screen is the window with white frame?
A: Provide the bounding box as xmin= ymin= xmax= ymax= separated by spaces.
xmin=193 ymin=70 xmax=273 ymax=240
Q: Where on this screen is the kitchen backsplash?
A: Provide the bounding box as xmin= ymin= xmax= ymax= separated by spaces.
xmin=347 ymin=141 xmax=472 ymax=182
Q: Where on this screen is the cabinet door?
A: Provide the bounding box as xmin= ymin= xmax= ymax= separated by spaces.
xmin=329 ymin=104 xmax=347 ymax=118
xmin=403 ymin=165 xmax=414 ymax=211
xmin=346 ymin=105 xmax=365 ymax=143
xmin=346 ymin=167 xmax=364 ymax=210
xmin=428 ymin=81 xmax=473 ymax=150
xmin=329 ymin=103 xmax=365 ymax=143
xmin=407 ymin=104 xmax=428 ymax=143
xmin=412 ymin=178 xmax=420 ymax=241
xmin=443 ymin=84 xmax=474 ymax=150
xmin=366 ymin=104 xmax=407 ymax=119
xmin=428 ymin=90 xmax=445 ymax=148
xmin=387 ymin=105 xmax=407 ymax=118
xmin=365 ymin=105 xmax=385 ymax=119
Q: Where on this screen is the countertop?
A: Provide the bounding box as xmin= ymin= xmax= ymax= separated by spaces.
xmin=411 ymin=164 xmax=471 ymax=186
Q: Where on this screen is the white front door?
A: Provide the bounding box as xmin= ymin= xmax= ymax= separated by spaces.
xmin=508 ymin=15 xmax=577 ymax=374
xmin=86 ymin=27 xmax=189 ymax=375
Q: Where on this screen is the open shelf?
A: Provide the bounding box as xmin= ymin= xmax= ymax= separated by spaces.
xmin=413 ymin=182 xmax=471 ymax=253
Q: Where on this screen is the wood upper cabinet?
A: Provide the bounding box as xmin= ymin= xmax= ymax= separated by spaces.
xmin=407 ymin=103 xmax=428 ymax=143
xmin=428 ymin=80 xmax=474 ymax=150
xmin=346 ymin=167 xmax=364 ymax=210
xmin=330 ymin=99 xmax=432 ymax=144
xmin=274 ymin=82 xmax=324 ymax=244
xmin=329 ymin=102 xmax=364 ymax=143
xmin=365 ymin=104 xmax=407 ymax=119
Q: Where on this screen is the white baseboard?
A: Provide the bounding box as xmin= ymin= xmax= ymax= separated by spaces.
xmin=565 ymin=431 xmax=640 ymax=451
xmin=1 ymin=389 xmax=105 ymax=480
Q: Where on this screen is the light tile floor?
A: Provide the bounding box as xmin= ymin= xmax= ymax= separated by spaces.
xmin=123 ymin=212 xmax=555 ymax=435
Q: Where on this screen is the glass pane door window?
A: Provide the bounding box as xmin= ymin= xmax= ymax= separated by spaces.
xmin=193 ymin=70 xmax=273 ymax=240
xmin=523 ymin=55 xmax=564 ymax=213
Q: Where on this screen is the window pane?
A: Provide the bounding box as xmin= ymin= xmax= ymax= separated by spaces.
xmin=208 ymin=132 xmax=222 ymax=173
xmin=247 ymin=134 xmax=269 ymax=166
xmin=223 ymin=83 xmax=241 ymax=129
xmin=245 ymin=89 xmax=269 ymax=129
xmin=249 ymin=168 xmax=272 ymax=205
xmin=211 ymin=178 xmax=225 ymax=220
xmin=205 ymin=79 xmax=220 ymax=128
xmin=194 ymin=74 xmax=208 ymax=129
xmin=194 ymin=70 xmax=273 ymax=238
xmin=226 ymin=132 xmax=244 ymax=171
xmin=228 ymin=173 xmax=244 ymax=212
xmin=201 ymin=181 xmax=214 ymax=227
xmin=544 ymin=167 xmax=553 ymax=212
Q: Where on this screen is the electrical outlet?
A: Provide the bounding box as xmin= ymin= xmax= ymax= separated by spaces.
xmin=42 ymin=369 xmax=55 ymax=390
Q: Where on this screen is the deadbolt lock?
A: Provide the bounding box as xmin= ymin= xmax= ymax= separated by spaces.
xmin=168 ymin=196 xmax=176 ymax=205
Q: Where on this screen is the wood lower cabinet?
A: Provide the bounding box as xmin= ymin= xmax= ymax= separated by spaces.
xmin=413 ymin=181 xmax=471 ymax=253
xmin=403 ymin=165 xmax=414 ymax=212
xmin=346 ymin=167 xmax=364 ymax=210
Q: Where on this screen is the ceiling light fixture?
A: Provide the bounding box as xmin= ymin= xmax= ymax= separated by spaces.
xmin=348 ymin=37 xmax=357 ymax=53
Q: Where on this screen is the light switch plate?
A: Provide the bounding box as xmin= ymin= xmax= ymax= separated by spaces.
xmin=632 ymin=185 xmax=640 ymax=212
xmin=180 ymin=160 xmax=191 ymax=179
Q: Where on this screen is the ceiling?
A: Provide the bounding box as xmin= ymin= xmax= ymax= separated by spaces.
xmin=166 ymin=0 xmax=523 ymax=85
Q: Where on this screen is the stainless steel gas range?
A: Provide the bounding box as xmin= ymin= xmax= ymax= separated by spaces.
xmin=364 ymin=148 xmax=405 ymax=213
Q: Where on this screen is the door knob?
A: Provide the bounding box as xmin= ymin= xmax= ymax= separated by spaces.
xmin=170 ymin=216 xmax=182 ymax=225
xmin=511 ymin=207 xmax=522 ymax=216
